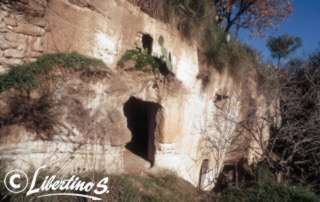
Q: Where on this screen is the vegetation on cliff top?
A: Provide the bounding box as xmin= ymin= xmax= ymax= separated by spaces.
xmin=130 ymin=0 xmax=292 ymax=36
xmin=129 ymin=0 xmax=260 ymax=78
xmin=0 ymin=52 xmax=106 ymax=93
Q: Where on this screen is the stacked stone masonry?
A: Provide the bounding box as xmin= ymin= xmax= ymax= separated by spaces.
xmin=0 ymin=0 xmax=47 ymax=73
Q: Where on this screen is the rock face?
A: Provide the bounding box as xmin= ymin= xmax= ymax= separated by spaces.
xmin=0 ymin=0 xmax=276 ymax=191
xmin=0 ymin=0 xmax=47 ymax=72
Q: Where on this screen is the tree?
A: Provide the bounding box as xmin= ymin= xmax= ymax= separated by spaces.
xmin=261 ymin=51 xmax=320 ymax=192
xmin=214 ymin=0 xmax=293 ymax=35
xmin=267 ymin=34 xmax=302 ymax=66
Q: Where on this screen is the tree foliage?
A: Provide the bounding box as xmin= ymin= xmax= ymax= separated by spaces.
xmin=214 ymin=0 xmax=293 ymax=34
xmin=267 ymin=34 xmax=302 ymax=65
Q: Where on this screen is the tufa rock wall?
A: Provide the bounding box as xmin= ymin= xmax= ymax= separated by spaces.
xmin=0 ymin=0 xmax=275 ymax=191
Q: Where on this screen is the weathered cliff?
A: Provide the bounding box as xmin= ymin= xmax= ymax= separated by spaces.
xmin=0 ymin=0 xmax=276 ymax=190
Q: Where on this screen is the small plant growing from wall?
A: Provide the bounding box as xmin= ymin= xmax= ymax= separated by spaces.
xmin=118 ymin=49 xmax=159 ymax=71
xmin=118 ymin=48 xmax=171 ymax=76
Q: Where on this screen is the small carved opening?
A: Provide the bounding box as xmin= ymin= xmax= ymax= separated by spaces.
xmin=199 ymin=159 xmax=210 ymax=190
xmin=214 ymin=94 xmax=229 ymax=103
xmin=154 ymin=57 xmax=171 ymax=76
xmin=142 ymin=34 xmax=153 ymax=54
xmin=123 ymin=97 xmax=161 ymax=164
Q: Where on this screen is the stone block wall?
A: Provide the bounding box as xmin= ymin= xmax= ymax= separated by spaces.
xmin=0 ymin=0 xmax=47 ymax=73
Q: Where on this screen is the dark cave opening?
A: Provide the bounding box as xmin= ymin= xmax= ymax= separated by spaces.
xmin=142 ymin=34 xmax=153 ymax=55
xmin=123 ymin=97 xmax=161 ymax=164
xmin=141 ymin=33 xmax=171 ymax=76
xmin=154 ymin=57 xmax=171 ymax=76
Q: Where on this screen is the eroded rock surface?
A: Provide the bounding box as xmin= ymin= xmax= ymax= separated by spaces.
xmin=0 ymin=0 xmax=277 ymax=191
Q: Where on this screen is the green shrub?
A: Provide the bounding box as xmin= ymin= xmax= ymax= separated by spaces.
xmin=0 ymin=52 xmax=105 ymax=92
xmin=118 ymin=49 xmax=160 ymax=72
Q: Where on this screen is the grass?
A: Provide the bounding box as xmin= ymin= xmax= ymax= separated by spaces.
xmin=220 ymin=183 xmax=320 ymax=202
xmin=0 ymin=52 xmax=105 ymax=93
xmin=0 ymin=166 xmax=318 ymax=202
xmin=104 ymin=174 xmax=203 ymax=202
xmin=0 ymin=170 xmax=203 ymax=202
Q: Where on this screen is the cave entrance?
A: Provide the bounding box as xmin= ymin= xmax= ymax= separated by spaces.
xmin=142 ymin=34 xmax=153 ymax=54
xmin=123 ymin=97 xmax=161 ymax=164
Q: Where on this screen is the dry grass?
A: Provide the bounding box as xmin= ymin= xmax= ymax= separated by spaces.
xmin=0 ymin=93 xmax=57 ymax=140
